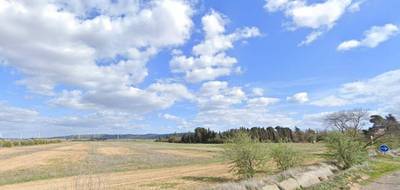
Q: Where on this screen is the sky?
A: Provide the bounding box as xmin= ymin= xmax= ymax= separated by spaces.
xmin=0 ymin=0 xmax=399 ymax=138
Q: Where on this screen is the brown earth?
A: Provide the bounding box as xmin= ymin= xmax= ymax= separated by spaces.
xmin=0 ymin=163 xmax=232 ymax=190
xmin=154 ymin=149 xmax=216 ymax=158
xmin=0 ymin=143 xmax=88 ymax=172
xmin=97 ymin=147 xmax=132 ymax=156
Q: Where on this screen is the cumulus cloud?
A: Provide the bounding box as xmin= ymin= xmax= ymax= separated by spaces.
xmin=196 ymin=81 xmax=247 ymax=110
xmin=264 ymin=0 xmax=353 ymax=45
xmin=337 ymin=24 xmax=399 ymax=51
xmin=51 ymin=111 xmax=142 ymax=129
xmin=0 ymin=101 xmax=147 ymax=137
xmin=0 ymin=0 xmax=194 ymax=113
xmin=170 ymin=10 xmax=260 ymax=82
xmin=192 ymin=108 xmax=296 ymax=131
xmin=287 ymin=92 xmax=309 ymax=103
xmin=48 ymin=82 xmax=193 ymax=113
xmin=311 ymin=69 xmax=400 ymax=115
xmin=184 ymin=81 xmax=287 ymax=130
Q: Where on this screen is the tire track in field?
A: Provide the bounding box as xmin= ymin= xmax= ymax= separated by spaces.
xmin=0 ymin=163 xmax=231 ymax=190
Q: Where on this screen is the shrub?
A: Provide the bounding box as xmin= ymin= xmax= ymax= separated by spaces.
xmin=1 ymin=141 xmax=13 ymax=147
xmin=325 ymin=132 xmax=368 ymax=169
xmin=12 ymin=141 xmax=20 ymax=146
xmin=223 ymin=132 xmax=268 ymax=179
xmin=0 ymin=139 xmax=62 ymax=148
xmin=270 ymin=143 xmax=303 ymax=171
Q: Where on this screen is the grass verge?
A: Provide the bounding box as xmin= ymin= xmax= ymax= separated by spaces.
xmin=306 ymin=156 xmax=400 ymax=190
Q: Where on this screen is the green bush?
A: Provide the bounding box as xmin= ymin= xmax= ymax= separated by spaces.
xmin=326 ymin=132 xmax=368 ymax=169
xmin=0 ymin=139 xmax=62 ymax=148
xmin=1 ymin=141 xmax=13 ymax=147
xmin=223 ymin=132 xmax=268 ymax=179
xmin=270 ymin=143 xmax=303 ymax=171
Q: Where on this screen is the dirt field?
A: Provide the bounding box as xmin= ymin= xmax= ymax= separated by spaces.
xmin=0 ymin=141 xmax=326 ymax=190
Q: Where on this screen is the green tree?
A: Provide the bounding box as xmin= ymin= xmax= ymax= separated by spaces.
xmin=293 ymin=127 xmax=305 ymax=142
xmin=325 ymin=132 xmax=367 ymax=169
xmin=223 ymin=132 xmax=268 ymax=179
xmin=270 ymin=143 xmax=303 ymax=171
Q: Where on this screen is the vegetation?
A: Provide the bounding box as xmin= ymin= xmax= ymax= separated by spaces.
xmin=0 ymin=139 xmax=62 ymax=148
xmin=157 ymin=126 xmax=327 ymax=144
xmin=363 ymin=114 xmax=400 ymax=149
xmin=2 ymin=110 xmax=399 ymax=189
xmin=307 ymin=157 xmax=400 ymax=190
xmin=223 ymin=132 xmax=268 ymax=179
xmin=325 ymin=132 xmax=368 ymax=169
xmin=324 ymin=108 xmax=369 ymax=138
xmin=270 ymin=143 xmax=303 ymax=171
xmin=0 ymin=140 xmax=327 ymax=189
xmin=181 ymin=127 xmax=223 ymax=143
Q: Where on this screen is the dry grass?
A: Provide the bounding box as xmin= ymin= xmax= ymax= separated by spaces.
xmin=97 ymin=147 xmax=131 ymax=156
xmin=0 ymin=141 xmax=326 ymax=190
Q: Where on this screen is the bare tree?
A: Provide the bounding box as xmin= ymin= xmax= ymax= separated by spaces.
xmin=324 ymin=109 xmax=369 ymax=137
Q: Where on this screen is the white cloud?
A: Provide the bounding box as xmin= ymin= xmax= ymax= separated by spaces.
xmin=348 ymin=0 xmax=365 ymax=13
xmin=338 ymin=24 xmax=399 ymax=51
xmin=49 ymin=82 xmax=193 ymax=113
xmin=170 ymin=10 xmax=260 ymax=82
xmin=252 ymin=88 xmax=265 ymax=96
xmin=247 ymin=97 xmax=280 ymax=108
xmin=299 ymin=31 xmax=324 ymax=46
xmin=336 ymin=40 xmax=361 ymax=51
xmin=0 ymin=102 xmax=39 ymax=124
xmin=161 ymin=113 xmax=189 ymax=128
xmin=0 ymin=101 xmax=148 ymax=137
xmin=0 ymin=0 xmax=194 ymax=113
xmin=311 ymin=69 xmax=400 ymax=115
xmin=192 ymin=108 xmax=296 ymax=131
xmin=197 ymin=81 xmax=246 ymax=110
xmin=287 ymin=92 xmax=309 ymax=103
xmin=48 ymin=90 xmax=92 ymax=109
xmin=299 ymin=111 xmax=332 ymax=129
xmin=265 ymin=0 xmax=353 ymax=45
xmin=311 ymin=95 xmax=349 ymax=107
xmin=187 ymin=81 xmax=286 ymax=130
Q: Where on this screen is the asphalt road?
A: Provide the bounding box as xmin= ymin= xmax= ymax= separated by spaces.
xmin=362 ymin=171 xmax=400 ymax=190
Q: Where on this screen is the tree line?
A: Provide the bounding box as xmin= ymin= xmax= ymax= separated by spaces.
xmin=323 ymin=109 xmax=400 ymax=147
xmin=0 ymin=139 xmax=62 ymax=148
xmin=157 ymin=109 xmax=400 ymax=145
xmin=156 ymin=126 xmax=327 ymax=144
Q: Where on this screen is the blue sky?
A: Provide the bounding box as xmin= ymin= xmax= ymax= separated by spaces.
xmin=0 ymin=0 xmax=399 ymax=138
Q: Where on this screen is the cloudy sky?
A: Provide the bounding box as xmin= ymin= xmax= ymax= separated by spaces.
xmin=0 ymin=0 xmax=399 ymax=138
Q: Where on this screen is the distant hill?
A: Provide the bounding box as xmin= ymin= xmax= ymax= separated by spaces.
xmin=51 ymin=133 xmax=187 ymax=140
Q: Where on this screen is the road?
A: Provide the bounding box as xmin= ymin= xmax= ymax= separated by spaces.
xmin=362 ymin=171 xmax=400 ymax=190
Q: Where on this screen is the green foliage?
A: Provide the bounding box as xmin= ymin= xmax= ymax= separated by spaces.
xmin=223 ymin=132 xmax=268 ymax=179
xmin=365 ymin=114 xmax=400 ymax=149
xmin=270 ymin=143 xmax=303 ymax=171
xmin=167 ymin=136 xmax=181 ymax=143
xmin=374 ymin=132 xmax=400 ymax=150
xmin=0 ymin=139 xmax=62 ymax=148
xmin=307 ymin=158 xmax=400 ymax=190
xmin=159 ymin=126 xmax=329 ymax=144
xmin=325 ymin=132 xmax=368 ymax=169
xmin=181 ymin=127 xmax=223 ymax=143
xmin=0 ymin=140 xmax=13 ymax=147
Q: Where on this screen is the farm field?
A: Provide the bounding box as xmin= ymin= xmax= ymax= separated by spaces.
xmin=0 ymin=141 xmax=326 ymax=190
